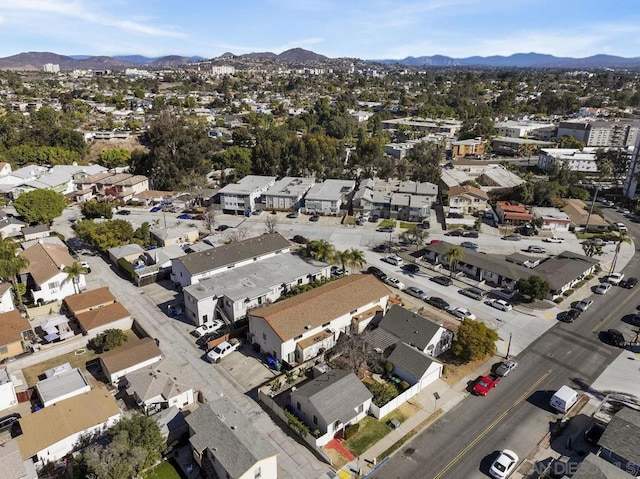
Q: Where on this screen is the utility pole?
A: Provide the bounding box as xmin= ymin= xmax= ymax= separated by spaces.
xmin=506 ymin=332 xmax=513 ymax=359
xmin=584 ymin=184 xmax=599 ymax=233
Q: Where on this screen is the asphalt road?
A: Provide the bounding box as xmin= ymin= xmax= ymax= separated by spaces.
xmin=372 ymin=206 xmax=640 ymax=479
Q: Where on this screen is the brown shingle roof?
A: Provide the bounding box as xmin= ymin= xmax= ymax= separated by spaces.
xmin=250 ymin=275 xmax=389 ymax=341
xmin=20 ymin=242 xmax=75 ymax=285
xmin=447 ymin=185 xmax=489 ymax=200
xmin=76 ymin=302 xmax=131 ymax=332
xmin=100 ymin=337 xmax=162 ymax=375
xmin=0 ymin=310 xmax=31 ymax=347
xmin=16 ymin=387 xmax=121 ymax=460
xmin=63 ymin=287 xmax=116 ymax=315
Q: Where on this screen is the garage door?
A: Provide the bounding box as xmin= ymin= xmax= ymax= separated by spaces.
xmin=419 ymin=364 xmax=443 ymax=390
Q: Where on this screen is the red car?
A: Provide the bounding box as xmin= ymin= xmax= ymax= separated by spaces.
xmin=473 ymin=374 xmax=501 ymax=396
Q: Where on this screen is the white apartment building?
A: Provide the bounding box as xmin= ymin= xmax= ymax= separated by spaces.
xmin=218 ymin=175 xmax=276 ymax=213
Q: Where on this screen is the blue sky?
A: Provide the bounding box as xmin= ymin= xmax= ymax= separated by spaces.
xmin=0 ymin=0 xmax=638 ymax=59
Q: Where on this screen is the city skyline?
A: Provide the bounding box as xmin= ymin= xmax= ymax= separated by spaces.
xmin=0 ymin=0 xmax=638 ymax=60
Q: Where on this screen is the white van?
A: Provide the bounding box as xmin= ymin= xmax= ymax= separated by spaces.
xmin=550 ymin=385 xmax=579 ymax=413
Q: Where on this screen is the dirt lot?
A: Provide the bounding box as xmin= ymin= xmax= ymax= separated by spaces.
xmin=86 ymin=136 xmax=147 ymax=163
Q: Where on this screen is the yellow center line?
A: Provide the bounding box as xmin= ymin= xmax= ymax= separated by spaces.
xmin=433 ymin=369 xmax=552 ymax=479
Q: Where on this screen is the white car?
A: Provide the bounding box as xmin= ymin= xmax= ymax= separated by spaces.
xmin=450 ymin=307 xmax=476 ymax=321
xmin=381 ymin=256 xmax=404 ymax=266
xmin=194 ymin=319 xmax=224 ymax=338
xmin=575 ymin=299 xmax=593 ymax=312
xmin=490 ymin=449 xmax=519 ymax=478
xmin=544 ymin=236 xmax=564 ymax=243
xmin=595 ymin=282 xmax=612 ymax=295
xmin=487 ymin=299 xmax=513 ymax=311
xmin=606 ymin=273 xmax=624 ymax=285
xmin=385 ymin=277 xmax=405 ymax=290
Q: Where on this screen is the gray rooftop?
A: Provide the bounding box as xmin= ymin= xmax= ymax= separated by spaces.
xmin=571 ymin=452 xmax=635 ymax=479
xmin=125 ymin=362 xmax=192 ymax=402
xmin=599 ymin=407 xmax=640 ymax=467
xmin=174 ymin=232 xmax=291 ymax=276
xmin=186 ymin=398 xmax=278 ymax=478
xmin=108 ymin=243 xmax=145 ymax=260
xmin=149 ymin=224 xmax=198 ymax=241
xmin=184 ymin=253 xmax=328 ymax=301
xmin=35 ymin=368 xmax=90 ymax=405
xmin=218 ymin=175 xmax=277 ymax=195
xmin=305 ymin=179 xmax=356 ymax=201
xmin=22 ymin=224 xmax=49 ymax=235
xmin=378 ymin=305 xmax=444 ymax=351
xmin=292 ymin=369 xmax=372 ymax=424
xmin=263 ymin=176 xmax=315 ymax=198
xmin=396 ymin=180 xmax=438 ymax=197
xmin=387 ymin=342 xmax=440 ymax=382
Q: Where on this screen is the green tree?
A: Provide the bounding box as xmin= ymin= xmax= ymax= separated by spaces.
xmin=346 ymin=248 xmax=366 ymax=273
xmin=452 ymin=319 xmax=499 ymax=362
xmin=89 ymin=328 xmax=128 ymax=353
xmin=558 ymin=135 xmax=585 ymax=149
xmin=365 ymin=381 xmax=399 ymax=407
xmin=304 ymin=240 xmax=336 ymax=264
xmin=595 ymin=148 xmax=630 ymax=180
xmin=0 ymin=238 xmax=29 ymax=306
xmin=515 ymin=275 xmax=550 ymax=300
xmin=406 ymin=142 xmax=445 ymax=184
xmin=444 ymin=246 xmax=464 ymax=279
xmin=75 ymin=219 xmax=134 ymax=251
xmin=97 ymin=148 xmax=132 ymax=169
xmin=64 ymin=262 xmax=87 ymax=295
xmin=81 ymin=200 xmax=113 ymax=219
xmin=581 ymin=239 xmax=604 ymax=258
xmin=13 ymin=189 xmax=67 ymax=224
xmin=400 ymin=226 xmax=428 ymax=248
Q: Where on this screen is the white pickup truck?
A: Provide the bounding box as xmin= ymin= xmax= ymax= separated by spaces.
xmin=206 ymin=338 xmax=242 ymax=363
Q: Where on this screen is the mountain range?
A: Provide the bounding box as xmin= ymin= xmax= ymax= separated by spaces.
xmin=0 ymin=49 xmax=639 ymax=70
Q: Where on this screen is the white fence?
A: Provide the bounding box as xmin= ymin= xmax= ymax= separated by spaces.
xmin=369 ymin=382 xmax=421 ymax=419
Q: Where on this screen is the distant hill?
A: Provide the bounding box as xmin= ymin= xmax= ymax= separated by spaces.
xmin=277 ymin=48 xmax=328 ymax=62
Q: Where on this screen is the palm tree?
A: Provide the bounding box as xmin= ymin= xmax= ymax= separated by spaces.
xmin=63 ymin=262 xmax=88 ymax=295
xmin=308 ymin=240 xmax=336 ymax=264
xmin=346 ymin=248 xmax=366 ymax=274
xmin=444 ymin=246 xmax=464 ymax=279
xmin=337 ymin=250 xmax=351 ymax=273
xmin=0 ymin=238 xmax=29 ymax=307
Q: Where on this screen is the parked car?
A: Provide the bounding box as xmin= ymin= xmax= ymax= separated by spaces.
xmin=461 ymin=241 xmax=478 ymax=249
xmin=575 ymin=299 xmax=593 ymax=312
xmin=330 ymin=266 xmax=345 ymax=277
xmin=405 ymin=286 xmax=428 ymax=301
xmin=606 ymin=273 xmax=625 ymax=285
xmin=377 ymin=226 xmax=394 ymax=233
xmin=601 ymin=329 xmax=625 ymax=347
xmin=381 ymin=255 xmax=403 ymax=266
xmin=372 ymin=244 xmax=387 ymax=253
xmin=369 ymin=214 xmax=380 ymax=222
xmin=459 ymin=287 xmax=486 ymax=301
xmin=206 ymin=338 xmax=242 ymax=363
xmin=292 ymin=235 xmax=307 ymax=244
xmin=445 ymin=229 xmax=464 ymax=237
xmin=426 ymin=296 xmax=450 ymax=310
xmin=487 ymin=298 xmax=513 ymax=311
xmin=584 ymin=422 xmax=606 ymax=446
xmin=177 ymin=213 xmax=193 ymax=220
xmin=501 ymin=234 xmax=521 ymax=241
xmin=194 ymin=320 xmax=225 ymax=338
xmin=516 ymin=226 xmax=538 ymax=236
xmin=309 ymin=215 xmax=320 ymax=222
xmin=544 ymin=236 xmax=564 ymax=243
xmin=252 ymin=210 xmax=262 ymax=216
xmin=489 ymin=449 xmax=519 ymax=478
xmin=450 ymin=307 xmax=476 ymax=321
xmin=495 ymin=360 xmax=518 ymax=377
xmin=402 ymin=264 xmax=420 ymax=274
xmin=117 ymin=209 xmax=131 ymax=215
xmin=526 ymin=245 xmax=546 ymax=253
xmin=595 ymin=282 xmax=612 ymax=294
xmin=621 ymin=277 xmax=638 ymax=289
xmin=431 ymin=276 xmax=452 ymax=286
xmin=80 ymin=261 xmax=91 ymax=273
xmin=473 ymin=374 xmax=501 ymax=396
xmin=366 ymin=266 xmax=387 ymax=280
xmin=385 ymin=277 xmax=405 ymax=290
xmin=463 ymin=231 xmax=479 ymax=238
xmin=447 ymin=212 xmax=464 ymax=219
xmin=561 ymin=308 xmax=581 ymax=323
xmin=286 ymin=211 xmax=299 ymax=219
xmin=216 ymin=224 xmax=231 ymax=231
xmin=0 ymin=413 xmax=21 ymax=434
xmin=150 ymin=206 xmax=162 ymax=213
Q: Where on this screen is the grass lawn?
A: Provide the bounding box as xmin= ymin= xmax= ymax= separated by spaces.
xmin=399 ymin=222 xmax=418 ymax=229
xmin=378 ymin=219 xmax=396 ymax=228
xmin=22 ymin=329 xmax=140 ymax=387
xmin=143 ymin=461 xmax=181 ymax=479
xmin=343 ymin=416 xmax=391 ymax=456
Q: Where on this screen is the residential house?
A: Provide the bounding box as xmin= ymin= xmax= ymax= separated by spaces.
xmin=99 ymin=337 xmax=163 ymax=385
xmin=16 ymin=388 xmax=121 ymax=469
xmin=0 ymin=282 xmax=15 ymax=313
xmin=355 ymin=179 xmax=436 ymax=221
xmin=35 ymin=368 xmax=91 ymax=407
xmin=598 ymin=407 xmax=640 ymax=476
xmin=562 ymin=198 xmax=610 ymax=231
xmin=0 ymin=311 xmax=32 ymax=362
xmin=531 ymin=207 xmax=572 ymax=232
xmin=186 ymin=399 xmax=279 ymax=479
xmin=218 ymin=175 xmax=277 ymax=214
xmin=495 ymin=201 xmax=532 ymax=225
xmin=62 ymin=286 xmax=116 ymax=315
xmin=124 ymin=362 xmax=194 ymax=415
xmin=183 ymin=253 xmax=331 ymax=326
xmin=20 ymin=241 xmax=85 ymax=303
xmin=129 ymin=190 xmax=177 ymax=206
xmin=290 ymin=369 xmax=372 ymax=444
xmin=0 ymin=367 xmax=18 ymax=411
xmin=107 ymin=243 xmax=145 ymax=264
xmin=22 ymin=165 xmax=107 ymax=196
xmin=475 ymin=166 xmax=525 ymax=190
xmin=21 ymin=224 xmax=50 ymax=242
xmin=93 ymin=173 xmax=149 ymax=201
xmin=263 ymin=176 xmax=315 ymax=211
xmin=447 ymin=185 xmax=490 ymax=215
xmin=304 ymin=179 xmax=356 ymax=215
xmin=150 ymin=224 xmax=199 ymax=247
xmin=389 ymin=193 xmax=431 ymax=222
xmin=571 ymin=453 xmax=635 ymax=479
xmin=396 ymin=180 xmax=438 ymax=199
xmin=0 ymin=217 xmax=26 ymax=238
xmin=386 ymin=342 xmax=443 ymax=391
xmin=75 ymin=303 xmax=132 ymax=336
xmin=171 ymin=232 xmax=291 ymax=288
xmin=154 ymin=406 xmax=189 ymax=446
xmin=248 ymin=274 xmax=389 ymax=364
xmin=537 ymin=148 xmax=599 ymax=173
xmin=451 ymin=138 xmax=485 ymax=158
xmin=376 ymin=305 xmax=453 ymax=357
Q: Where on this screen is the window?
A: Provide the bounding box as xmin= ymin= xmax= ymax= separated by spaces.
xmin=47 ymin=281 xmax=60 ymax=289
xmin=333 ymin=420 xmax=340 ymax=430
xmin=297 ymin=402 xmax=301 ymax=411
xmin=357 ymin=404 xmax=364 ymax=413
xmin=313 ymin=415 xmax=318 ymax=425
xmin=203 ymin=315 xmax=208 ymax=322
